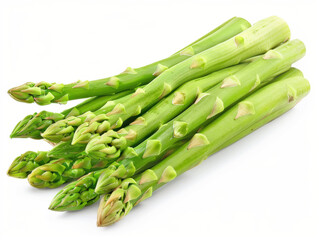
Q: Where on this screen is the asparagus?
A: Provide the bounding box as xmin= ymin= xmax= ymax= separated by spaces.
xmin=7 ymin=141 xmax=86 ymax=178
xmin=41 ymin=16 xmax=290 ymax=143
xmin=50 ymin=170 xmax=103 ymax=210
xmin=96 ymin=74 xmax=310 ymax=226
xmin=27 ymin=154 xmax=114 ymax=188
xmin=8 ymin=17 xmax=250 ymax=105
xmin=10 ymin=91 xmax=131 ymax=140
xmin=91 ymin=39 xmax=305 ymax=194
xmin=40 ymin=37 xmax=304 ymax=190
xmin=82 ymin=64 xmax=247 ymax=155
xmin=42 ymin=64 xmax=246 ymax=144
xmin=27 ymin=155 xmax=98 ymax=188
xmin=48 ymin=57 xmax=304 ymax=210
xmin=49 ymin=142 xmax=185 ymax=211
xmin=7 ymin=151 xmax=51 ymax=178
xmin=26 ymin=65 xmax=246 ymax=188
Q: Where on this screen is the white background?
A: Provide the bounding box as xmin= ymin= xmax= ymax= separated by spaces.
xmin=1 ymin=0 xmax=318 ymax=239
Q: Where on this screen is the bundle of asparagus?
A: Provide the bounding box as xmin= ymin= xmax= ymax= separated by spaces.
xmin=7 ymin=16 xmax=310 ymax=227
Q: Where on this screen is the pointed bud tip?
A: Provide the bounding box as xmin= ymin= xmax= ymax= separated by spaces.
xmin=10 ymin=132 xmax=18 ymax=138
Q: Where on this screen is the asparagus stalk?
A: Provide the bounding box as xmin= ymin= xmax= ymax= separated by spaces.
xmin=28 ymin=35 xmax=304 ymax=189
xmin=10 ymin=91 xmax=131 ymax=140
xmin=209 ymin=68 xmax=304 ymax=152
xmin=48 ymin=63 xmax=304 ymax=211
xmin=8 ymin=18 xmax=250 ymax=105
xmin=27 ymin=154 xmax=114 ymax=188
xmin=96 ymin=74 xmax=310 ymax=226
xmin=81 ymin=64 xmax=247 ymax=155
xmin=27 ymin=156 xmax=99 ymax=188
xmin=91 ymin=39 xmax=305 ymax=194
xmin=41 ymin=93 xmax=136 ymax=143
xmin=25 ymin=65 xmax=246 ymax=188
xmin=7 ymin=141 xmax=86 ymax=178
xmin=51 ymin=37 xmax=305 ymax=207
xmin=175 ymin=17 xmax=249 ymax=54
xmin=41 ymin=65 xmax=244 ymax=143
xmin=7 ymin=151 xmax=51 ymax=178
xmin=41 ymin=16 xmax=290 ymax=143
xmin=49 ymin=141 xmax=185 ymax=211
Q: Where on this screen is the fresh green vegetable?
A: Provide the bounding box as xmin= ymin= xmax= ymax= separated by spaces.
xmin=92 ymin=39 xmax=305 ymax=194
xmin=41 ymin=16 xmax=290 ymax=144
xmin=96 ymin=74 xmax=310 ymax=226
xmin=7 ymin=151 xmax=51 ymax=178
xmin=26 ymin=65 xmax=247 ymax=188
xmin=27 ymin=154 xmax=113 ymax=188
xmin=10 ymin=91 xmax=132 ymax=140
xmin=27 ymin=155 xmax=99 ymax=188
xmin=7 ymin=141 xmax=86 ymax=178
xmin=83 ymin=64 xmax=247 ymax=157
xmin=8 ymin=17 xmax=250 ymax=105
xmin=5 ymin=15 xmax=311 ymax=229
xmin=50 ymin=46 xmax=304 ymax=211
xmin=48 ymin=141 xmax=185 ymax=211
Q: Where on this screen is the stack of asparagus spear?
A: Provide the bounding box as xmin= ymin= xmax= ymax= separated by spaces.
xmin=7 ymin=16 xmax=310 ymax=226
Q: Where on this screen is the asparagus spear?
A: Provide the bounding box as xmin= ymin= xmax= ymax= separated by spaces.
xmin=10 ymin=91 xmax=131 ymax=140
xmin=96 ymin=75 xmax=310 ymax=226
xmin=49 ymin=64 xmax=304 ymax=211
xmin=26 ymin=65 xmax=246 ymax=188
xmin=8 ymin=17 xmax=250 ymax=105
xmin=49 ymin=142 xmax=185 ymax=211
xmin=41 ymin=16 xmax=290 ymax=143
xmin=81 ymin=64 xmax=247 ymax=154
xmin=42 ymin=63 xmax=248 ymax=144
xmin=7 ymin=151 xmax=51 ymax=178
xmin=175 ymin=17 xmax=249 ymax=54
xmin=91 ymin=39 xmax=305 ymax=193
xmin=27 ymin=156 xmax=97 ymax=188
xmin=27 ymin=154 xmax=114 ymax=188
xmin=7 ymin=141 xmax=86 ymax=178
xmin=26 ymin=35 xmax=304 ymax=189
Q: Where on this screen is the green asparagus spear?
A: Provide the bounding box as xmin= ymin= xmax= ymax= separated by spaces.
xmin=49 ymin=142 xmax=185 ymax=211
xmin=92 ymin=39 xmax=305 ymax=194
xmin=50 ymin=36 xmax=305 ymax=207
xmin=10 ymin=91 xmax=132 ymax=140
xmin=41 ymin=16 xmax=290 ymax=143
xmin=48 ymin=64 xmax=304 ymax=211
xmin=27 ymin=155 xmax=95 ymax=188
xmin=8 ymin=17 xmax=250 ymax=105
xmin=7 ymin=141 xmax=86 ymax=178
xmin=96 ymin=74 xmax=310 ymax=226
xmin=41 ymin=65 xmax=245 ymax=143
xmin=87 ymin=39 xmax=304 ymax=160
xmin=26 ymin=65 xmax=246 ymax=188
xmin=7 ymin=151 xmax=51 ymax=178
xmin=28 ymin=37 xmax=302 ymax=188
xmin=27 ymin=155 xmax=113 ymax=188
xmin=41 ymin=94 xmax=136 ymax=143
xmin=175 ymin=17 xmax=249 ymax=54
xmin=82 ymin=64 xmax=247 ymax=155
